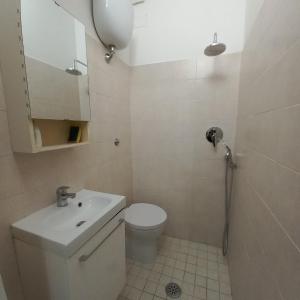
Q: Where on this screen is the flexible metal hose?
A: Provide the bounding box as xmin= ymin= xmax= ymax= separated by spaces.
xmin=222 ymin=154 xmax=235 ymax=256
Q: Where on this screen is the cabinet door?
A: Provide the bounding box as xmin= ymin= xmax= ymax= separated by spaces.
xmin=69 ymin=213 xmax=126 ymax=300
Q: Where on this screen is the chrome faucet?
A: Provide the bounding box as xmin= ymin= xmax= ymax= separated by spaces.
xmin=56 ymin=186 xmax=76 ymax=207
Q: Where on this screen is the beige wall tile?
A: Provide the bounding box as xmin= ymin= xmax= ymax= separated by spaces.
xmin=130 ymin=54 xmax=241 ymax=247
xmin=229 ymin=0 xmax=300 ymax=299
xmin=0 ymin=34 xmax=132 ymax=300
xmin=0 ymin=111 xmax=11 ymax=156
xmin=0 ymin=70 xmax=6 ymax=111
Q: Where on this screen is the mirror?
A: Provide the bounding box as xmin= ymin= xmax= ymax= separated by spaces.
xmin=20 ymin=0 xmax=91 ymax=121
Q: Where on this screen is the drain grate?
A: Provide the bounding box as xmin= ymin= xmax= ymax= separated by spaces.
xmin=165 ymin=282 xmax=182 ymax=298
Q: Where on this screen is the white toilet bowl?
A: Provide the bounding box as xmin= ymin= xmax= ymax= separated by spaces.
xmin=125 ymin=203 xmax=167 ymax=263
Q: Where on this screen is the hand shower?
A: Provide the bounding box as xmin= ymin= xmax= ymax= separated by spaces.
xmin=206 ymin=128 xmax=237 ymax=256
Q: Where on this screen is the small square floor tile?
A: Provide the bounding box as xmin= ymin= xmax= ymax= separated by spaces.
xmin=187 ymin=255 xmax=197 ymax=265
xmin=220 ymin=282 xmax=231 ymax=295
xmin=162 ymin=265 xmax=173 ymax=276
xmin=182 ymin=282 xmax=194 ymax=296
xmin=207 ymin=290 xmax=220 ymax=300
xmin=122 ymin=236 xmax=232 ymax=300
xmin=144 ymin=280 xmax=158 ymax=294
xmin=207 ymin=279 xmax=219 ymax=292
xmin=207 ymin=270 xmax=218 ymax=281
xmin=175 ymin=260 xmax=186 ymax=270
xmin=220 ymin=294 xmax=232 ymax=300
xmin=183 ymin=272 xmax=195 ymax=284
xmin=208 ymin=253 xmax=218 ymax=263
xmin=194 ymin=286 xmax=206 ymax=299
xmin=127 ymin=287 xmax=142 ymax=300
xmin=160 ymin=274 xmax=172 ymax=285
xmin=173 ymin=268 xmax=185 ymax=280
xmin=186 ymin=263 xmax=197 ymax=274
xmin=165 ymin=257 xmax=176 ymax=267
xmin=132 ymin=277 xmax=147 ymax=290
xmin=177 ymin=253 xmax=188 ymax=262
xmin=153 ymin=263 xmax=164 ymax=273
xmin=208 ymin=261 xmax=218 ymax=271
xmin=156 ymin=284 xmax=167 ymax=298
xmin=196 ymin=276 xmax=207 ymax=288
xmin=140 ymin=292 xmax=154 ymax=300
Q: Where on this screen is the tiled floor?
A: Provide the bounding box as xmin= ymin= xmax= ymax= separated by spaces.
xmin=118 ymin=236 xmax=232 ymax=300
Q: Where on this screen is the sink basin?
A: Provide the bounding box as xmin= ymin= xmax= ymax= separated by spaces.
xmin=44 ymin=195 xmax=112 ymax=232
xmin=11 ymin=190 xmax=126 ymax=257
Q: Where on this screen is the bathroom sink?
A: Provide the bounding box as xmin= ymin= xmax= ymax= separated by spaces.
xmin=44 ymin=195 xmax=112 ymax=232
xmin=11 ymin=190 xmax=126 ymax=257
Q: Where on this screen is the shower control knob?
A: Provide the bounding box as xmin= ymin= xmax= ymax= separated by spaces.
xmin=206 ymin=127 xmax=223 ymax=148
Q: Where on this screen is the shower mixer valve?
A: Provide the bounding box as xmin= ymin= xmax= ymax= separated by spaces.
xmin=206 ymin=127 xmax=223 ymax=147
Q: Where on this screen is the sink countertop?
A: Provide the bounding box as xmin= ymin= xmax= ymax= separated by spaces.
xmin=11 ymin=189 xmax=126 ymax=257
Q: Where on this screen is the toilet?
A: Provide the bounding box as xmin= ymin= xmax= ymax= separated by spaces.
xmin=125 ymin=203 xmax=167 ymax=263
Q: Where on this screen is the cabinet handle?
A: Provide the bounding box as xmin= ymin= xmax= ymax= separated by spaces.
xmin=79 ymin=219 xmax=125 ymax=263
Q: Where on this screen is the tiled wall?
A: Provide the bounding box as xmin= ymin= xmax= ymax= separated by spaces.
xmin=0 ymin=35 xmax=132 ymax=300
xmin=130 ymin=54 xmax=241 ymax=246
xmin=229 ymin=1 xmax=300 ymax=299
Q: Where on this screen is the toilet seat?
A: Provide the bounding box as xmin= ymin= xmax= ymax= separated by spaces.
xmin=125 ymin=203 xmax=167 ymax=230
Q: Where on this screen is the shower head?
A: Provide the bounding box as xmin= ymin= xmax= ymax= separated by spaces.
xmin=65 ymin=59 xmax=87 ymax=76
xmin=65 ymin=67 xmax=82 ymax=76
xmin=204 ymin=33 xmax=226 ymax=56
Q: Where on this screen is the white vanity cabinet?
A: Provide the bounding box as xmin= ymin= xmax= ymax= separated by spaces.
xmin=69 ymin=215 xmax=126 ymax=300
xmin=14 ymin=210 xmax=126 ymax=300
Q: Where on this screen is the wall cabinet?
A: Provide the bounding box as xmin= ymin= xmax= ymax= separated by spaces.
xmin=0 ymin=0 xmax=91 ymax=153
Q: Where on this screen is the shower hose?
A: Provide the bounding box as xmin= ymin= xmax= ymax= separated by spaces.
xmin=222 ymin=156 xmax=235 ymax=256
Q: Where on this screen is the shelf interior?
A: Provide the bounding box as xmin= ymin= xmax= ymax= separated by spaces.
xmin=32 ymin=119 xmax=89 ymax=151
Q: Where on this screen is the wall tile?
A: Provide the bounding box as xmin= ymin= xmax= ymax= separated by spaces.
xmin=229 ymin=0 xmax=300 ymax=299
xmin=130 ymin=54 xmax=241 ymax=246
xmin=0 ymin=35 xmax=132 ymax=300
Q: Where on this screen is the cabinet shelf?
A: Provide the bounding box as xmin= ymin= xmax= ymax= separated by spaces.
xmin=31 ymin=119 xmax=89 ymax=153
xmin=33 ymin=142 xmax=89 ymax=153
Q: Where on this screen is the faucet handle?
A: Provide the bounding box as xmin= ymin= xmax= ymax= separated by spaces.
xmin=56 ymin=186 xmax=70 ymax=195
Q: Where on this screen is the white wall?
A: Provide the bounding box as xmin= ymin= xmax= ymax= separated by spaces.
xmin=244 ymin=0 xmax=264 ymax=40
xmin=129 ymin=0 xmax=246 ymax=66
xmin=55 ymin=0 xmax=131 ymax=65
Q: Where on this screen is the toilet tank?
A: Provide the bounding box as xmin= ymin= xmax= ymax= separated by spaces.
xmin=92 ymin=0 xmax=134 ymax=49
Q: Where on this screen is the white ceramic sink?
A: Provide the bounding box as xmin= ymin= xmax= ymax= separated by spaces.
xmin=11 ymin=189 xmax=126 ymax=257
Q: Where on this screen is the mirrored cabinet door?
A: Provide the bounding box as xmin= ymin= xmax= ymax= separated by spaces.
xmin=21 ymin=0 xmax=91 ymax=121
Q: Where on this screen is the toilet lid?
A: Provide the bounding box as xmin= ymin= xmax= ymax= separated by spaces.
xmin=125 ymin=203 xmax=167 ymax=230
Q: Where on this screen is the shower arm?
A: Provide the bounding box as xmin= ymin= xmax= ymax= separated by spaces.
xmin=73 ymin=59 xmax=87 ymax=69
xmin=213 ymin=32 xmax=218 ymax=44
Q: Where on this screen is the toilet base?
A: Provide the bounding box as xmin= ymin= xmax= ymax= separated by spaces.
xmin=125 ymin=225 xmax=164 ymax=264
xmin=126 ymin=235 xmax=158 ymax=264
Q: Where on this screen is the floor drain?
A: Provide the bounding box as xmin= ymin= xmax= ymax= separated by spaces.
xmin=165 ymin=282 xmax=182 ymax=298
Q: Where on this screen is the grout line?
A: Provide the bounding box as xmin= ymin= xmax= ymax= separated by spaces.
xmin=242 ymin=35 xmax=300 ymax=89
xmin=244 ymin=145 xmax=300 ymax=176
xmin=243 ymin=174 xmax=300 ymax=255
xmin=236 ymin=103 xmax=300 ymax=119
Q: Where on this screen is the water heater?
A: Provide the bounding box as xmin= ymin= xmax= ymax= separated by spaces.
xmin=93 ymin=0 xmax=134 ymax=62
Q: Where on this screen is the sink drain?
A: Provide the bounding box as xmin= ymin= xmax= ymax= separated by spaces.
xmin=76 ymin=221 xmax=86 ymax=227
xmin=165 ymin=282 xmax=182 ymax=298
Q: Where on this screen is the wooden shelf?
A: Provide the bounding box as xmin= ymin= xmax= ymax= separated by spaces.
xmin=31 ymin=119 xmax=89 ymax=153
xmin=33 ymin=142 xmax=89 ymax=153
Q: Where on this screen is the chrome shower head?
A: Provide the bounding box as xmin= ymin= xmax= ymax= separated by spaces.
xmin=204 ymin=33 xmax=226 ymax=56
xmin=65 ymin=67 xmax=82 ymax=76
xmin=65 ymin=59 xmax=87 ymax=76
